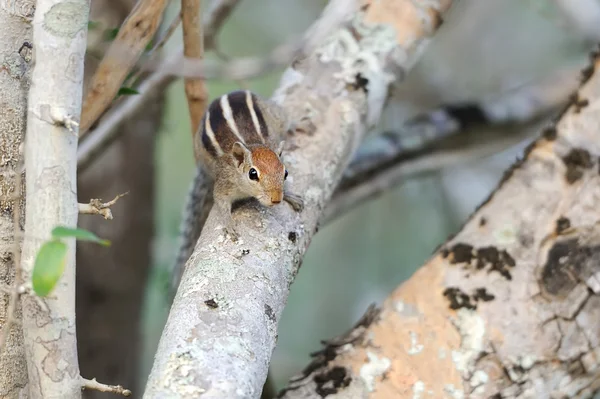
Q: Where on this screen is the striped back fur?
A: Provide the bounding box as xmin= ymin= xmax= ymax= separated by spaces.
xmin=201 ymin=90 xmax=271 ymax=158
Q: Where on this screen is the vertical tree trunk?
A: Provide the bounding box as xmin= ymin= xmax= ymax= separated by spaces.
xmin=20 ymin=0 xmax=89 ymax=397
xmin=76 ymin=0 xmax=162 ymax=396
xmin=0 ymin=2 xmax=33 ymax=397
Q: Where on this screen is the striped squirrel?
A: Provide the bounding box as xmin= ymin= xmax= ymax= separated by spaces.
xmin=171 ymin=90 xmax=304 ymax=291
xmin=199 ymin=90 xmax=304 ymax=238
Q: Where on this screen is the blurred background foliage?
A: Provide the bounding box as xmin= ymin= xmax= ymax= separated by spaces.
xmin=138 ymin=0 xmax=592 ymax=391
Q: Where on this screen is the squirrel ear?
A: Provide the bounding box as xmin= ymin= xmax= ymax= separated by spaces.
xmin=276 ymin=141 xmax=285 ymax=157
xmin=232 ymin=141 xmax=250 ymax=167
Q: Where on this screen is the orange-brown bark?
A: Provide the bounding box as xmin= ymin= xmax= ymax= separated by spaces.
xmin=280 ymin=53 xmax=600 ymax=398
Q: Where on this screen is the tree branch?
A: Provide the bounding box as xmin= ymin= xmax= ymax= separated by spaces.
xmin=144 ymin=0 xmax=455 ymax=397
xmin=322 ymin=65 xmax=581 ymax=223
xmin=279 ymin=50 xmax=600 ymax=399
xmin=20 ymin=0 xmax=89 ymax=397
xmin=79 ymin=0 xmax=169 ymax=136
xmin=182 ymin=0 xmax=209 ymax=159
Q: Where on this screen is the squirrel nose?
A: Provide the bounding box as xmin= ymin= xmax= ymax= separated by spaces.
xmin=271 ymin=192 xmax=283 ymax=204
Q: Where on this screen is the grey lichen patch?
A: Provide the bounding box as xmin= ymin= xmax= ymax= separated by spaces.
xmin=450 ymin=308 xmax=485 ymax=378
xmin=0 ymin=0 xmax=35 ymax=20
xmin=576 ymin=295 xmax=600 ymax=348
xmin=315 ymin=11 xmax=399 ymax=128
xmin=43 ymin=2 xmax=88 ymax=38
xmin=1 ymin=52 xmax=29 ymax=79
xmin=359 ymin=351 xmax=391 ymax=392
xmin=557 ymin=319 xmax=590 ymax=361
xmin=162 ymin=351 xmax=209 ymax=397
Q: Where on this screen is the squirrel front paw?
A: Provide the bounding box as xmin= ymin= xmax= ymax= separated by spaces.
xmin=284 ymin=192 xmax=304 ymax=212
xmin=223 ymin=224 xmax=240 ymax=242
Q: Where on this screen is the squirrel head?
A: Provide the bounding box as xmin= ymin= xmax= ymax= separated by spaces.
xmin=231 ymin=141 xmax=288 ymax=207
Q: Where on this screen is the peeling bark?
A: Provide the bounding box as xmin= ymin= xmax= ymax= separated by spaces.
xmin=279 ymin=53 xmax=600 ymax=398
xmin=0 ymin=2 xmax=32 ymax=397
xmin=144 ymin=0 xmax=454 ymax=397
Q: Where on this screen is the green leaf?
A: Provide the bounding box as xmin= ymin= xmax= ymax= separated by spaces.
xmin=117 ymin=87 xmax=140 ymax=96
xmin=88 ymin=20 xmax=102 ymax=30
xmin=104 ymin=28 xmax=119 ymax=41
xmin=32 ymin=240 xmax=67 ymax=297
xmin=51 ymin=226 xmax=111 ymax=246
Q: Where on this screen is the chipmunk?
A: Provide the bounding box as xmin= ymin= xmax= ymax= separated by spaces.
xmin=195 ymin=90 xmax=303 ymax=239
xmin=169 ymin=90 xmax=303 ymax=296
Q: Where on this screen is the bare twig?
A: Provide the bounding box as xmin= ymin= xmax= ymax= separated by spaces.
xmin=78 ymin=192 xmax=129 ymax=220
xmin=138 ymin=38 xmax=303 ymax=80
xmin=79 ymin=0 xmax=169 ymax=136
xmin=182 ymin=0 xmax=209 ymax=160
xmin=78 ymin=0 xmax=243 ymax=171
xmin=82 ymin=378 xmax=132 ymax=397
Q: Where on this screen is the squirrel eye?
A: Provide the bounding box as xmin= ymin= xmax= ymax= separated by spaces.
xmin=284 ymin=170 xmax=288 ymax=180
xmin=249 ymin=168 xmax=259 ymax=181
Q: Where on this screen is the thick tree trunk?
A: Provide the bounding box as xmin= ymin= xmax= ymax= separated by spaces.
xmin=76 ymin=0 xmax=162 ymax=397
xmin=0 ymin=2 xmax=33 ymax=397
xmin=279 ymin=54 xmax=600 ymax=398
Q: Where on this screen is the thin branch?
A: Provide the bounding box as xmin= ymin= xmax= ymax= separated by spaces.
xmin=79 ymin=0 xmax=170 ymax=136
xmin=78 ymin=0 xmax=243 ymax=172
xmin=78 ymin=192 xmax=129 ymax=220
xmin=181 ymin=0 xmax=209 ymax=160
xmin=323 ymin=121 xmax=537 ymax=225
xmin=138 ymin=38 xmax=304 ymax=80
xmin=82 ymin=378 xmax=132 ymax=397
xmin=144 ymin=0 xmax=455 ymax=396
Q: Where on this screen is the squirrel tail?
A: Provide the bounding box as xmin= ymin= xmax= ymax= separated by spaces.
xmin=169 ymin=165 xmax=214 ymax=299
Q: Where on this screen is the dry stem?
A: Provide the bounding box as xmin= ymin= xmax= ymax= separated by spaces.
xmin=82 ymin=378 xmax=132 ymax=397
xmin=78 ymin=192 xmax=129 ymax=220
xmin=79 ymin=0 xmax=169 ymax=136
xmin=182 ymin=0 xmax=209 ymax=159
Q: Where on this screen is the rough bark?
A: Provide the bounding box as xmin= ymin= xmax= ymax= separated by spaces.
xmin=144 ymin=0 xmax=454 ymax=397
xmin=278 ymin=53 xmax=600 ymax=398
xmin=0 ymin=1 xmax=33 ymax=397
xmin=76 ymin=0 xmax=161 ymax=396
xmin=20 ymin=0 xmax=88 ymax=397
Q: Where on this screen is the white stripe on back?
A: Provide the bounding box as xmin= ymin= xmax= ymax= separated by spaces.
xmin=220 ymin=95 xmax=246 ymax=144
xmin=245 ymin=90 xmax=265 ymax=143
xmin=205 ymin=110 xmax=224 ymax=156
